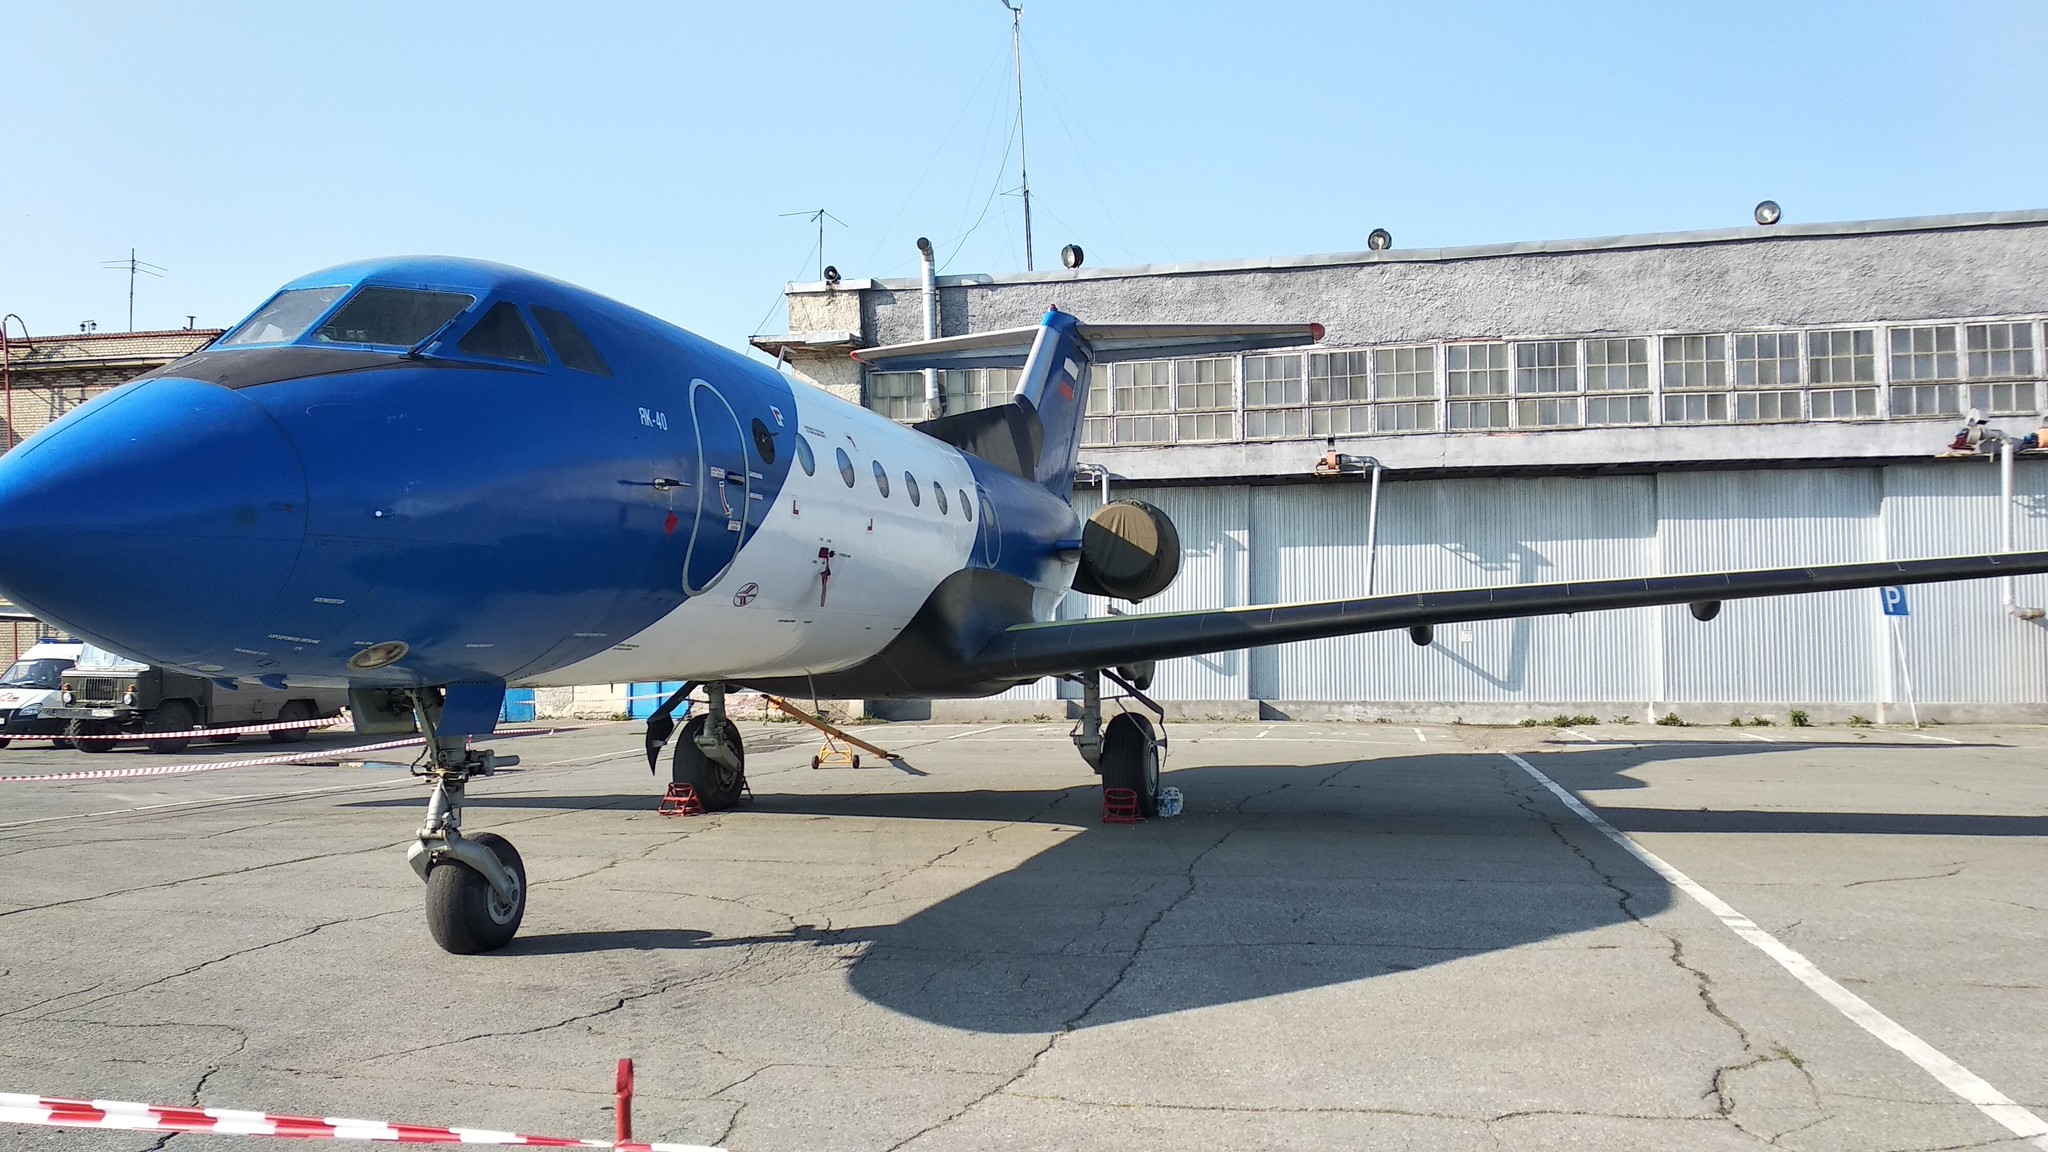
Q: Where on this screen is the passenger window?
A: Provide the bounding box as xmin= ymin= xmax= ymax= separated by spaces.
xmin=872 ymin=460 xmax=890 ymax=497
xmin=904 ymin=472 xmax=921 ymax=506
xmin=315 ymin=287 xmax=475 ymax=348
xmin=960 ymin=490 xmax=972 ymax=521
xmin=795 ymin=434 xmax=815 ymax=476
xmin=458 ymin=302 xmax=547 ymax=364
xmin=934 ymin=485 xmax=949 ymax=515
xmin=752 ymin=418 xmax=777 ymax=465
xmin=836 ymin=447 xmax=856 ymax=487
xmin=531 ymin=305 xmax=612 ymax=375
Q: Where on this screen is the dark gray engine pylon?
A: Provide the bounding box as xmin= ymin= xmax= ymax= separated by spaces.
xmin=1071 ymin=500 xmax=1181 ymax=603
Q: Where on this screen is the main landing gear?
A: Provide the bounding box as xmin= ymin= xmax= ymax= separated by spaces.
xmin=1071 ymin=668 xmax=1169 ymax=816
xmin=646 ymin=681 xmax=748 ymax=810
xmin=402 ymin=692 xmax=527 ymax=954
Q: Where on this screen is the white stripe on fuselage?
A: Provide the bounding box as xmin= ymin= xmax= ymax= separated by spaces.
xmin=531 ymin=383 xmax=984 ymax=686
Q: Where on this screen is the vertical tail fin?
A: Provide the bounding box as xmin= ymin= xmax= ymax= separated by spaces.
xmin=1011 ymin=309 xmax=1093 ymax=496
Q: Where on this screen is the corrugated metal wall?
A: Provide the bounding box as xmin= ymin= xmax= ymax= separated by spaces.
xmin=1010 ymin=460 xmax=2048 ymax=712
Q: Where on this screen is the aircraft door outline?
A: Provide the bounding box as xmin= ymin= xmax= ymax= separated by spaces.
xmin=683 ymin=378 xmax=750 ymax=596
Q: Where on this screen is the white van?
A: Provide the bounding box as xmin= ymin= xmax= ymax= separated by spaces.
xmin=0 ymin=640 xmax=85 ymax=748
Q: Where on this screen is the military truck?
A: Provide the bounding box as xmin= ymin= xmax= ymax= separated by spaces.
xmin=47 ymin=644 xmax=347 ymax=754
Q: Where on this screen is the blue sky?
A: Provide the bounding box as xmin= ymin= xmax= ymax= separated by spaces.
xmin=3 ymin=1 xmax=2044 ymax=354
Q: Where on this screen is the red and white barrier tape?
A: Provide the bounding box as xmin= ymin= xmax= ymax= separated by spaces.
xmin=56 ymin=714 xmax=348 ymax=741
xmin=0 ymin=1092 xmax=721 ymax=1150
xmin=0 ymin=737 xmax=426 ymax=783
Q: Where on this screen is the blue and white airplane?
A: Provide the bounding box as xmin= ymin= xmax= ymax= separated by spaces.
xmin=3 ymin=256 xmax=2045 ymax=954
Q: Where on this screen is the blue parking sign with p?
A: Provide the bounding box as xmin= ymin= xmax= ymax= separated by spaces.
xmin=1880 ymin=586 xmax=1910 ymax=616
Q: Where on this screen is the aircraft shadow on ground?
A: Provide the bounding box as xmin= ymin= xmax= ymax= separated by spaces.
xmin=362 ymin=739 xmax=2028 ymax=1033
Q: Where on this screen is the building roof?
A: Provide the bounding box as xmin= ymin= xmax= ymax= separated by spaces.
xmin=0 ymin=329 xmax=225 ymax=370
xmin=792 ymin=208 xmax=2048 ymax=293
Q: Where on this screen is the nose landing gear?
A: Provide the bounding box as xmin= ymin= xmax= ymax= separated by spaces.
xmin=400 ymin=691 xmax=526 ymax=954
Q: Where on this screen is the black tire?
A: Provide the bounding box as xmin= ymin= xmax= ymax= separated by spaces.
xmin=71 ymin=721 xmax=111 ymax=753
xmin=145 ymin=700 xmax=199 ymax=754
xmin=671 ymin=714 xmax=745 ymax=810
xmin=270 ymin=700 xmax=315 ymax=744
xmin=1100 ymin=712 xmax=1161 ymax=818
xmin=425 ymin=832 xmax=527 ymax=954
xmin=0 ymin=738 xmax=10 ymax=750
xmin=211 ymin=732 xmax=241 ymax=744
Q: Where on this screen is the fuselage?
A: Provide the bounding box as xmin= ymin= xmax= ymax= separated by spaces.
xmin=0 ymin=258 xmax=1080 ymax=696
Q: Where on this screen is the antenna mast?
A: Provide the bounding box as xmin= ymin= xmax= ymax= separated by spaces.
xmin=778 ymin=208 xmax=846 ymax=281
xmin=999 ymin=0 xmax=1034 ymax=271
xmin=100 ymin=249 xmax=166 ymax=332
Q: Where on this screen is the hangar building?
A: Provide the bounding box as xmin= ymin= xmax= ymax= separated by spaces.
xmin=756 ymin=210 xmax=2048 ymax=723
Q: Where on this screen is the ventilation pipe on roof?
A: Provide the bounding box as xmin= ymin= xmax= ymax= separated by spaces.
xmin=917 ymin=237 xmax=940 ymax=421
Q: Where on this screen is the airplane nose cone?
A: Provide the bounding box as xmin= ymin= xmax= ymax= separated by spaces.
xmin=0 ymin=378 xmax=307 ymax=663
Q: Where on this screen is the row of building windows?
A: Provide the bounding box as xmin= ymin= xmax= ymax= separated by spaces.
xmin=865 ymin=317 xmax=2044 ymax=443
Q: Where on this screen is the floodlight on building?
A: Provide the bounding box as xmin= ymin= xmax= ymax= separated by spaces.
xmin=1060 ymin=244 xmax=1084 ymax=269
xmin=1754 ymin=200 xmax=1782 ymax=226
xmin=1367 ymin=228 xmax=1393 ymax=251
xmin=822 ymin=265 xmax=841 ymax=286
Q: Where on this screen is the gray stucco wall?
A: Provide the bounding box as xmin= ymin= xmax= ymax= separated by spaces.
xmin=842 ymin=213 xmax=2048 ymax=348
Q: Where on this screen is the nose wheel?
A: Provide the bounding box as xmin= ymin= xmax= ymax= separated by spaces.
xmin=399 ymin=691 xmax=527 ymax=954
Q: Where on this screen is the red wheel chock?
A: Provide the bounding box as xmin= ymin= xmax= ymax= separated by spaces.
xmin=1102 ymin=787 xmax=1142 ymax=823
xmin=657 ymin=783 xmax=704 ymax=816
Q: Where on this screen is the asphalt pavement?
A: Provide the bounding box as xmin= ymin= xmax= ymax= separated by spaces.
xmin=0 ymin=717 xmax=2042 ymax=1151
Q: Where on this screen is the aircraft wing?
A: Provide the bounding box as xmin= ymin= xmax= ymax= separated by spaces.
xmin=0 ymin=606 xmax=37 ymax=623
xmin=969 ymin=550 xmax=2048 ymax=682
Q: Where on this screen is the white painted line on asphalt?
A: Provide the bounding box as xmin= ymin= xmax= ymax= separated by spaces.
xmin=1739 ymin=730 xmax=1779 ymax=742
xmin=946 ymin=725 xmax=1008 ymax=740
xmin=1911 ymin=732 xmax=1963 ymax=744
xmin=1257 ymin=727 xmax=1272 ymax=738
xmin=1560 ymin=728 xmax=1600 ymax=743
xmin=1504 ymin=751 xmax=2048 ymax=1150
xmin=1414 ymin=728 xmax=1428 ymax=743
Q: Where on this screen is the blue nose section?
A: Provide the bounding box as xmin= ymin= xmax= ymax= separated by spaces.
xmin=0 ymin=377 xmax=308 ymax=665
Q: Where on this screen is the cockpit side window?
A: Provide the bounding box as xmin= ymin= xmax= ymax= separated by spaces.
xmin=313 ymin=287 xmax=475 ymax=349
xmin=457 ymin=301 xmax=547 ymax=365
xmin=219 ymin=286 xmax=349 ymax=346
xmin=532 ymin=306 xmax=612 ymax=376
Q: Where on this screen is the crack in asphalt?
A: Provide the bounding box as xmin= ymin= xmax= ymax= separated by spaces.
xmin=1843 ymin=864 xmax=1965 ymax=888
xmin=1498 ymin=762 xmax=1820 ymax=1145
xmin=881 ymin=820 xmax=1244 ymax=1150
xmin=0 ymin=840 xmax=413 ymax=920
xmin=10 ymin=912 xmax=408 ymax=1022
xmin=345 ymin=945 xmax=777 ymax=1066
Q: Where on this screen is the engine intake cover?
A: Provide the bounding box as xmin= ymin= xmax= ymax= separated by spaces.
xmin=1072 ymin=500 xmax=1181 ymax=603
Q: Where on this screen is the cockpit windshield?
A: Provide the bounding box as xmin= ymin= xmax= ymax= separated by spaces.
xmin=218 ymin=286 xmax=349 ymax=347
xmin=312 ymin=287 xmax=476 ymax=350
xmin=0 ymin=658 xmax=69 ymax=689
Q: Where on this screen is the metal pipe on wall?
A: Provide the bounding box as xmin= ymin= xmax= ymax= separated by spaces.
xmin=1 ymin=313 xmax=26 ymax=456
xmin=1364 ymin=459 xmax=1383 ymax=595
xmin=1999 ymin=439 xmax=2044 ymax=619
xmin=916 ymin=238 xmax=940 ymax=421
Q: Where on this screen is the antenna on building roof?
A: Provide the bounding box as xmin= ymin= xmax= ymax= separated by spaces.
xmin=100 ymin=249 xmax=166 ymax=332
xmin=997 ymin=0 xmax=1035 ymax=271
xmin=779 ymin=208 xmax=846 ymax=283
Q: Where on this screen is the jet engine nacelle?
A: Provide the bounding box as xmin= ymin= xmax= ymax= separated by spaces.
xmin=1071 ymin=500 xmax=1181 ymax=603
